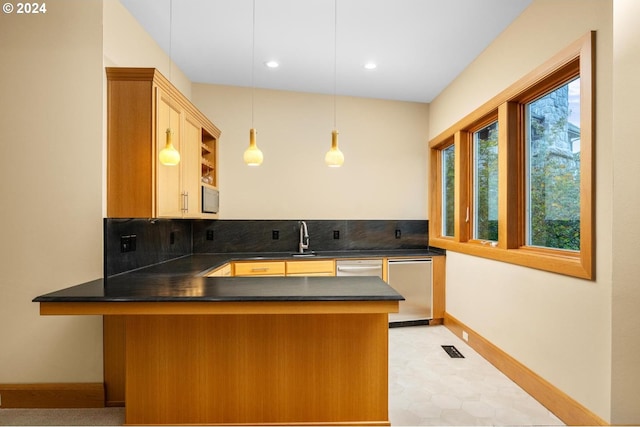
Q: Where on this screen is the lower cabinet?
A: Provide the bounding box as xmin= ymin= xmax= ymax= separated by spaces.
xmin=233 ymin=261 xmax=286 ymax=276
xmin=286 ymin=260 xmax=335 ymax=276
xmin=205 ymin=264 xmax=232 ymax=277
xmin=231 ymin=260 xmax=336 ymax=277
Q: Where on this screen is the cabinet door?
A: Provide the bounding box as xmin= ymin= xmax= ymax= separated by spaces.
xmin=182 ymin=115 xmax=202 ymax=218
xmin=156 ymin=88 xmax=183 ymax=218
xmin=233 ymin=261 xmax=286 ymax=276
xmin=286 ymin=260 xmax=335 ymax=276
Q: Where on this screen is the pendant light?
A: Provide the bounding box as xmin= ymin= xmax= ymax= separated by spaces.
xmin=244 ymin=0 xmax=264 ymax=166
xmin=159 ymin=128 xmax=180 ymax=165
xmin=159 ymin=0 xmax=180 ymax=166
xmin=244 ymin=128 xmax=263 ymax=166
xmin=325 ymin=0 xmax=344 ymax=167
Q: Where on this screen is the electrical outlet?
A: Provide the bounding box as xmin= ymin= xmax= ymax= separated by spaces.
xmin=120 ymin=234 xmax=137 ymax=253
xmin=333 ymin=230 xmax=340 ymax=239
xmin=395 ymin=229 xmax=401 ymax=239
xmin=206 ymin=230 xmax=214 ymax=241
xmin=462 ymin=331 xmax=469 ymax=342
xmin=120 ymin=235 xmax=129 ymax=252
xmin=272 ymin=230 xmax=280 ymax=240
xmin=170 ymin=231 xmax=175 ymax=245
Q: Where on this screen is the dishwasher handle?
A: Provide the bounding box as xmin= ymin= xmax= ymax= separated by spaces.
xmin=387 ymin=259 xmax=432 ymax=264
xmin=337 ymin=265 xmax=383 ymax=272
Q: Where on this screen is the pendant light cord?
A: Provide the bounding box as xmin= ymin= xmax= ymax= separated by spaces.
xmin=169 ymin=0 xmax=173 ymax=82
xmin=333 ymin=0 xmax=337 ymax=129
xmin=251 ymin=0 xmax=256 ymax=127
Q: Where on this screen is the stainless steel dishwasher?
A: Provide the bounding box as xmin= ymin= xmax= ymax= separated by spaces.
xmin=336 ymin=259 xmax=383 ymax=278
xmin=387 ymin=259 xmax=432 ymax=324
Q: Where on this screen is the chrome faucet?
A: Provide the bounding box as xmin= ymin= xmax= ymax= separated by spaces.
xmin=298 ymin=221 xmax=309 ymax=253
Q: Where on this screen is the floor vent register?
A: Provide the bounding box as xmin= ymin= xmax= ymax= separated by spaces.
xmin=442 ymin=345 xmax=465 ymax=358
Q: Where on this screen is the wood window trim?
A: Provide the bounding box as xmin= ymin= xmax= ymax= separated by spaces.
xmin=429 ymin=32 xmax=594 ymax=280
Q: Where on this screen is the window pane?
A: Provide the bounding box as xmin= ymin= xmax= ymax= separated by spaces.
xmin=473 ymin=122 xmax=499 ymax=241
xmin=525 ymin=78 xmax=580 ymax=250
xmin=442 ymin=145 xmax=455 ymax=237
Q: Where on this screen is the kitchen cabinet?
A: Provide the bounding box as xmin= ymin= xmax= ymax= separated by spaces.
xmin=106 ymin=67 xmax=220 ymax=219
xmin=155 ymin=90 xmax=203 ymax=218
xmin=431 ymin=256 xmax=445 ymax=321
xmin=233 ymin=261 xmax=286 ymax=276
xmin=232 ymin=259 xmax=336 ymax=277
xmin=286 ymin=260 xmax=335 ymax=276
xmin=205 ymin=263 xmax=232 ymax=277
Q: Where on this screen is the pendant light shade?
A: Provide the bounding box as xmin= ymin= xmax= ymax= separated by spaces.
xmin=244 ymin=128 xmax=263 ymax=166
xmin=159 ymin=128 xmax=180 ymax=166
xmin=325 ymin=130 xmax=344 ymax=167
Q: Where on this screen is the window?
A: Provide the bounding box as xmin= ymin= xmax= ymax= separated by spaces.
xmin=442 ymin=144 xmax=456 ymax=237
xmin=473 ymin=121 xmax=499 ymax=242
xmin=429 ymin=33 xmax=594 ymax=279
xmin=525 ymin=78 xmax=581 ymax=251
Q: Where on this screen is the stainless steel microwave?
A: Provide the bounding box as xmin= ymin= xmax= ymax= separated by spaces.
xmin=202 ymin=186 xmax=219 ymax=214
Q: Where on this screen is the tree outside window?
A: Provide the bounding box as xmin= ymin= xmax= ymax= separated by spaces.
xmin=474 ymin=122 xmax=499 ymax=242
xmin=526 ymin=78 xmax=581 ymax=251
xmin=442 ymin=145 xmax=455 ymax=237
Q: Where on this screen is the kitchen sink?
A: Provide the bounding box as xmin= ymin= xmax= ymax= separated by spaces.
xmin=290 ymin=252 xmax=317 ymax=257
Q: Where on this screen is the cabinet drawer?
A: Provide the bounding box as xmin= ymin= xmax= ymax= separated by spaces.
xmin=205 ymin=264 xmax=231 ymax=277
xmin=286 ymin=260 xmax=335 ymax=276
xmin=233 ymin=261 xmax=286 ymax=276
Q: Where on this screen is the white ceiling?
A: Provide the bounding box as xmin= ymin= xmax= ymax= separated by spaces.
xmin=120 ymin=0 xmax=532 ymax=103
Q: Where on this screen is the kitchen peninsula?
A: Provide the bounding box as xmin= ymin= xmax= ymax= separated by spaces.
xmin=34 ymin=255 xmax=404 ymax=426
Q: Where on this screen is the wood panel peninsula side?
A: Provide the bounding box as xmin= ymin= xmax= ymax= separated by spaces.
xmin=34 ymin=275 xmax=403 ymax=426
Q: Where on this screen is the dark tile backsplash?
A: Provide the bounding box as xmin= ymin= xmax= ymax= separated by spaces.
xmin=104 ymin=218 xmax=192 ymax=276
xmin=192 ymin=220 xmax=428 ymax=253
xmin=105 ymin=218 xmax=428 ymax=276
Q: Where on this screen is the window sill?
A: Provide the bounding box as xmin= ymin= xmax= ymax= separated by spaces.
xmin=429 ymin=237 xmax=592 ymax=280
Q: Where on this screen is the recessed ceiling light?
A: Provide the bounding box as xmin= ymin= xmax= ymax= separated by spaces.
xmin=364 ymin=62 xmax=377 ymax=70
xmin=265 ymin=60 xmax=279 ymax=68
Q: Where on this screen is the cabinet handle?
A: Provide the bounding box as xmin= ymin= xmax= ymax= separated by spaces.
xmin=251 ymin=268 xmax=269 ymax=272
xmin=181 ymin=192 xmax=189 ymax=212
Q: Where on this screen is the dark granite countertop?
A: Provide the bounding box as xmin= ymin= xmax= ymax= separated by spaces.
xmin=33 ymin=276 xmax=404 ymax=303
xmin=196 ymin=248 xmax=444 ymax=275
xmin=33 ymin=249 xmax=443 ymax=303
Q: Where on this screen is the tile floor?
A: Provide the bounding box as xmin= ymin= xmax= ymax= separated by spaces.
xmin=389 ymin=325 xmax=564 ymax=426
xmin=0 ymin=325 xmax=564 ymax=426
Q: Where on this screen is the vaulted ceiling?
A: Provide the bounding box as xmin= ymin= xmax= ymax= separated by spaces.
xmin=120 ymin=0 xmax=532 ymax=103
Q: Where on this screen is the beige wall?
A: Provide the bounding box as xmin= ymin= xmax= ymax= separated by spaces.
xmin=428 ymin=0 xmax=616 ymax=421
xmin=611 ymin=0 xmax=640 ymax=423
xmin=0 ymin=1 xmax=104 ymax=382
xmin=0 ymin=0 xmax=193 ymax=385
xmin=192 ymin=84 xmax=429 ymax=219
xmin=103 ymin=0 xmax=191 ymax=98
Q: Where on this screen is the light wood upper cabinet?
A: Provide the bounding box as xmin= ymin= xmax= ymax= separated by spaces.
xmin=180 ymin=113 xmax=204 ymax=218
xmin=106 ymin=67 xmax=221 ymax=219
xmin=155 ymin=88 xmax=183 ymax=218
